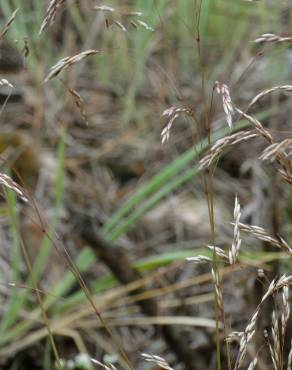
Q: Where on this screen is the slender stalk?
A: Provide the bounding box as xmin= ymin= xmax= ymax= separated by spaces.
xmin=193 ymin=2 xmax=232 ymax=369
xmin=7 ymin=197 xmax=62 ymax=369
xmin=14 ymin=163 xmax=135 ymax=370
xmin=41 ymin=221 xmax=135 ymax=370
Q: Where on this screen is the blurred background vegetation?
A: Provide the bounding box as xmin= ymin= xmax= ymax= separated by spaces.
xmin=0 ymin=1 xmax=291 ymax=369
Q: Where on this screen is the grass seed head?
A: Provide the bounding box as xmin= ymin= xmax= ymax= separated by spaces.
xmin=39 ymin=0 xmax=65 ymax=34
xmin=44 ymin=49 xmax=100 ymax=82
xmin=215 ymin=81 xmax=234 ymax=128
xmin=141 ymin=353 xmax=174 ymax=370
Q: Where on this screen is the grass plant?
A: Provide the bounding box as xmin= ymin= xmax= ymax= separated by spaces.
xmin=0 ymin=1 xmax=291 ymax=369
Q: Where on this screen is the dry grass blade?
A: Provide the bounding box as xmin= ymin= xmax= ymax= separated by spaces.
xmin=141 ymin=353 xmax=174 ymax=370
xmin=0 ymin=8 xmax=18 ymax=40
xmin=44 ymin=49 xmax=100 ymax=82
xmin=39 ymin=0 xmax=65 ymax=34
xmin=83 ymin=316 xmax=220 ymax=329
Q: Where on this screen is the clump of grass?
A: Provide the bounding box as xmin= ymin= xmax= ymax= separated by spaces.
xmin=0 ymin=1 xmax=291 ymax=369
